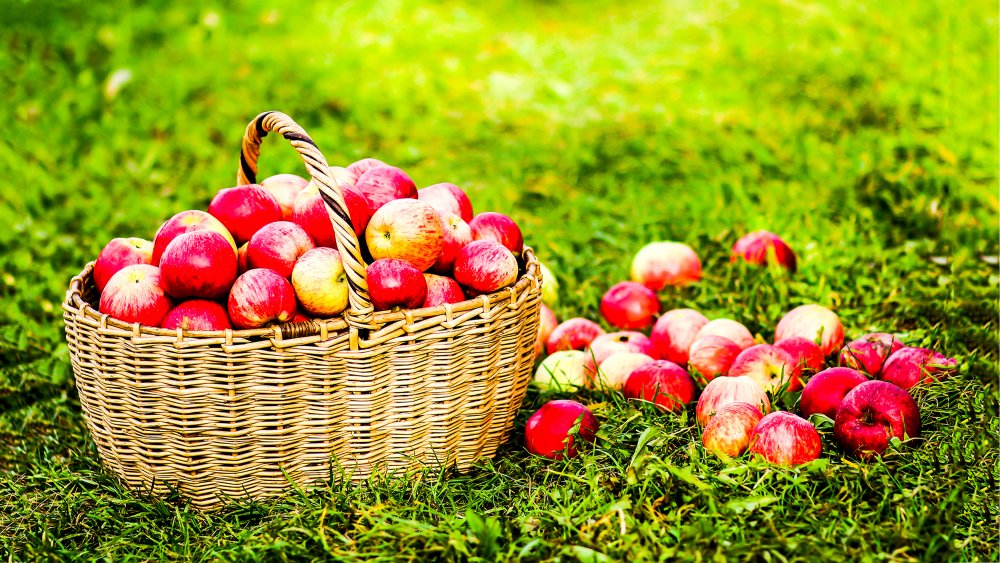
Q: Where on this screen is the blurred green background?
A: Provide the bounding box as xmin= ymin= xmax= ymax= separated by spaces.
xmin=0 ymin=0 xmax=997 ymax=559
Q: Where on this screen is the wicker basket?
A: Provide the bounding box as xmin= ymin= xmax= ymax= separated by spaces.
xmin=62 ymin=111 xmax=542 ymax=510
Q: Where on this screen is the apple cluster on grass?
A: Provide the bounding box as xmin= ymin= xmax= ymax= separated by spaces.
xmin=95 ymin=159 xmax=532 ymax=331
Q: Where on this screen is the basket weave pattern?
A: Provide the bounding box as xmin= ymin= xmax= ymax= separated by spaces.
xmin=62 ymin=111 xmax=541 ymax=510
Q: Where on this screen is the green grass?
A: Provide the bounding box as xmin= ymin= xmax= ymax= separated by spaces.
xmin=1 ymin=0 xmax=997 ymax=560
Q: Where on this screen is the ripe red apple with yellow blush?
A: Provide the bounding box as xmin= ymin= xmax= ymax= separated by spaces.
xmin=151 ymin=210 xmax=236 ymax=265
xmin=99 ymin=264 xmax=173 ymax=326
xmin=534 ymin=303 xmax=559 ymax=357
xmin=524 ymin=400 xmax=599 ymax=460
xmin=583 ymin=331 xmax=656 ymax=375
xmin=728 ymin=344 xmax=802 ymax=393
xmin=246 ymin=221 xmax=315 ymax=279
xmin=354 ymin=165 xmax=418 ymax=212
xmin=260 ymin=173 xmax=309 ymax=220
xmin=469 ymin=212 xmax=524 ymax=255
xmin=630 ymin=241 xmax=702 ymax=290
xmin=161 ymin=300 xmax=231 ymax=331
xmin=94 ymin=237 xmax=153 ymax=292
xmin=159 ymin=230 xmax=238 ymax=301
xmin=651 ymin=308 xmax=709 ymax=365
xmin=600 ymin=281 xmax=660 ymax=330
xmin=749 ymin=411 xmax=822 ymax=466
xmin=418 ymin=183 xmax=474 ymax=222
xmin=775 ymin=336 xmax=825 ymax=374
xmin=430 ymin=212 xmax=472 ymax=275
xmin=422 ymin=273 xmax=466 ymax=308
xmin=293 ymin=182 xmax=372 ymax=246
xmin=839 ymin=332 xmax=904 ymax=376
xmin=546 ymin=318 xmax=605 ymax=355
xmin=453 ymin=240 xmax=518 ymax=295
xmin=731 ymin=230 xmax=797 ymax=273
xmin=696 ymin=375 xmax=770 ymax=427
xmin=702 ymin=402 xmax=764 ymax=458
xmin=799 ymin=367 xmax=868 ymax=419
xmin=291 ymin=247 xmax=349 ymax=317
xmin=227 ymin=268 xmax=297 ymax=329
xmin=774 ymin=304 xmax=844 ymax=357
xmin=688 ymin=335 xmax=742 ymax=383
xmin=695 ymin=319 xmax=755 ymax=351
xmin=834 ymin=380 xmax=921 ymax=459
xmin=346 ymin=157 xmax=387 ymax=180
xmin=880 ymin=347 xmax=957 ymax=389
xmin=366 ymin=258 xmax=427 ymax=311
xmin=208 ymin=184 xmax=283 ymax=245
xmin=366 ymin=199 xmax=444 ymax=272
xmin=591 ymin=351 xmax=655 ymax=390
xmin=622 ymin=360 xmax=696 ymax=413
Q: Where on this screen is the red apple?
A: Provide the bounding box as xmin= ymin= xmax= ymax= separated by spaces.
xmin=151 ymin=210 xmax=237 ymax=265
xmin=468 ymin=212 xmax=523 ymax=255
xmin=880 ymin=347 xmax=957 ymax=390
xmin=599 ymin=281 xmax=660 ymax=330
xmin=366 ymin=258 xmax=427 ymax=311
xmin=696 ymin=375 xmax=771 ymax=427
xmin=534 ymin=351 xmax=587 ymax=391
xmin=429 ymin=212 xmax=472 ymax=275
xmin=534 ymin=303 xmax=559 ymax=357
xmin=207 ymin=184 xmax=283 ymax=245
xmin=346 ymin=157 xmax=387 ymax=180
xmin=293 ymin=181 xmax=373 ymax=245
xmin=366 ymin=199 xmax=444 ymax=272
xmin=834 ymin=380 xmax=921 ymax=459
xmin=702 ymin=402 xmax=765 ymax=458
xmin=622 ymin=360 xmax=696 ymax=412
xmin=729 ymin=344 xmax=802 ymax=393
xmin=524 ymin=399 xmax=599 ymax=459
xmin=799 ymin=367 xmax=868 ymax=419
xmin=291 ymin=247 xmax=349 ymax=317
xmin=731 ymin=230 xmax=797 ymax=273
xmin=453 ymin=240 xmax=518 ymax=295
xmin=775 ymin=337 xmax=825 ymax=374
xmin=546 ymin=318 xmax=606 ymax=355
xmin=651 ymin=308 xmax=709 ymax=364
xmin=418 ymin=182 xmax=473 ymax=222
xmin=695 ymin=319 xmax=755 ymax=351
xmin=159 ymin=230 xmax=238 ymax=300
xmin=422 ymin=273 xmax=466 ymax=308
xmin=749 ymin=411 xmax=822 ymax=466
xmin=354 ymin=165 xmax=418 ymax=212
xmin=98 ymin=264 xmax=172 ymax=326
xmin=260 ymin=173 xmax=309 ymax=220
xmin=688 ymin=335 xmax=743 ymax=383
xmin=774 ymin=304 xmax=844 ymax=357
xmin=591 ymin=352 xmax=656 ymax=390
xmin=161 ymin=299 xmax=232 ymax=331
xmin=94 ymin=237 xmax=153 ymax=292
xmin=227 ymin=269 xmax=297 ymax=329
xmin=630 ymin=241 xmax=702 ymax=290
xmin=838 ymin=333 xmax=905 ymax=376
xmin=246 ymin=221 xmax=316 ymax=279
xmin=583 ymin=331 xmax=657 ymax=374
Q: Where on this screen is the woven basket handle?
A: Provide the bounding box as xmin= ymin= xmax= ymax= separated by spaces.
xmin=236 ymin=111 xmax=374 ymax=325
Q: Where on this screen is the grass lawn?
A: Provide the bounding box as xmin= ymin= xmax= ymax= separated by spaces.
xmin=1 ymin=0 xmax=997 ymax=560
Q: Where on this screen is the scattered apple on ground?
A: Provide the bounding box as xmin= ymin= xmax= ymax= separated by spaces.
xmin=749 ymin=411 xmax=822 ymax=466
xmin=630 ymin=241 xmax=702 ymax=289
xmin=524 ymin=400 xmax=599 ymax=459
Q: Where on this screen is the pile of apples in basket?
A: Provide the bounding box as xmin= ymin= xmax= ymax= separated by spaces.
xmin=94 ymin=159 xmax=526 ymax=330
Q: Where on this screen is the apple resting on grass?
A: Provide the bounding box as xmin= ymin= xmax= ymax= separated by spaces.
xmin=799 ymin=367 xmax=868 ymax=419
xmin=291 ymin=247 xmax=349 ymax=317
xmin=247 ymin=221 xmax=316 ymax=279
xmin=775 ymin=336 xmax=825 ymax=374
xmin=774 ymin=304 xmax=844 ymax=357
xmin=453 ymin=240 xmax=518 ymax=295
xmin=538 ymin=260 xmax=560 ymax=307
xmin=159 ymin=230 xmax=238 ymax=300
xmin=260 ymin=173 xmax=309 ymax=220
xmin=228 ymin=269 xmax=297 ymax=329
xmin=469 ymin=212 xmax=524 ymax=255
xmin=688 ymin=336 xmax=743 ymax=383
xmin=430 ymin=212 xmax=472 ymax=275
xmin=208 ymin=184 xmax=283 ymax=245
xmin=534 ymin=350 xmax=588 ymax=391
xmin=600 ymin=281 xmax=660 ymax=330
xmin=534 ymin=303 xmax=559 ymax=357
xmin=293 ymin=181 xmax=372 ymax=245
xmin=99 ymin=264 xmax=173 ymax=326
xmin=423 ymin=273 xmax=466 ymax=308
xmin=161 ymin=300 xmax=231 ymax=331
xmin=630 ymin=241 xmax=702 ymax=290
xmin=592 ymin=352 xmax=655 ymax=390
xmin=418 ymin=182 xmax=474 ymax=222
xmin=583 ymin=331 xmax=657 ymax=374
xmin=838 ymin=332 xmax=904 ymax=376
xmin=94 ymin=237 xmax=153 ymax=292
xmin=696 ymin=375 xmax=771 ymax=427
xmin=354 ymin=165 xmax=418 ymax=212
xmin=524 ymin=400 xmax=599 ymax=459
xmin=546 ymin=318 xmax=605 ymax=355
xmin=694 ymin=318 xmax=755 ymax=351
xmin=622 ymin=360 xmax=696 ymax=413
xmin=749 ymin=411 xmax=822 ymax=466
xmin=728 ymin=344 xmax=802 ymax=393
xmin=880 ymin=347 xmax=957 ymax=389
xmin=651 ymin=308 xmax=709 ymax=365
xmin=834 ymin=380 xmax=921 ymax=459
xmin=366 ymin=258 xmax=427 ymax=311
xmin=702 ymin=402 xmax=765 ymax=458
xmin=366 ymin=199 xmax=444 ymax=272
xmin=731 ymin=230 xmax=797 ymax=273
xmin=151 ymin=209 xmax=236 ymax=265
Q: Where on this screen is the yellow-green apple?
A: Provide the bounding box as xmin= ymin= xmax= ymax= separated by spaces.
xmin=207 ymin=184 xmax=283 ymax=245
xmin=366 ymin=199 xmax=444 ymax=272
xmin=99 ymin=264 xmax=173 ymax=326
xmin=246 ymin=221 xmax=316 ymax=279
xmin=749 ymin=411 xmax=822 ymax=466
xmin=880 ymin=347 xmax=957 ymax=389
xmin=422 ymin=273 xmax=466 ymax=308
xmin=702 ymin=402 xmax=765 ymax=458
xmin=546 ymin=317 xmax=605 ymax=355
xmin=834 ymin=380 xmax=921 ymax=459
xmin=774 ymin=304 xmax=844 ymax=357
xmin=695 ymin=318 xmax=755 ymax=350
xmin=366 ymin=258 xmax=427 ymax=311
xmin=469 ymin=212 xmax=524 ymax=255
xmin=227 ymin=268 xmax=297 ymax=329
xmin=293 ymin=181 xmax=372 ymax=246
xmin=260 ymin=173 xmax=309 ymax=220
xmin=600 ymin=281 xmax=660 ymax=330
xmin=524 ymin=399 xmax=599 ymax=459
xmin=151 ymin=210 xmax=236 ymax=265
xmin=159 ymin=230 xmax=238 ymax=300
xmin=291 ymin=247 xmax=349 ymax=317
xmin=161 ymin=299 xmax=231 ymax=331
xmin=237 ymin=242 xmax=249 ymax=274
xmin=94 ymin=237 xmax=153 ymax=292
xmin=688 ymin=335 xmax=742 ymax=383
xmin=800 ymin=367 xmax=868 ymax=419
xmin=583 ymin=331 xmax=657 ymax=375
xmin=534 ymin=303 xmax=558 ymax=357
xmin=651 ymin=308 xmax=709 ymax=364
xmin=346 ymin=157 xmax=387 ymax=180
xmin=731 ymin=230 xmax=797 ymax=273
xmin=622 ymin=360 xmax=696 ymax=412
xmin=538 ymin=260 xmax=560 ymax=307
xmin=453 ymin=240 xmax=518 ymax=294
xmin=418 ymin=182 xmax=473 ymax=222
xmin=534 ymin=350 xmax=587 ymax=392
xmin=429 ymin=212 xmax=472 ymax=275
xmin=354 ymin=165 xmax=418 ymax=212
xmin=591 ymin=351 xmax=655 ymax=390
xmin=696 ymin=375 xmax=770 ymax=427
xmin=630 ymin=241 xmax=702 ymax=290
xmin=775 ymin=336 xmax=825 ymax=374
xmin=838 ymin=333 xmax=904 ymax=376
xmin=729 ymin=344 xmax=802 ymax=393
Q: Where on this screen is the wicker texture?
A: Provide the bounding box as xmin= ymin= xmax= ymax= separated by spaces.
xmin=62 ymin=111 xmax=541 ymax=510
